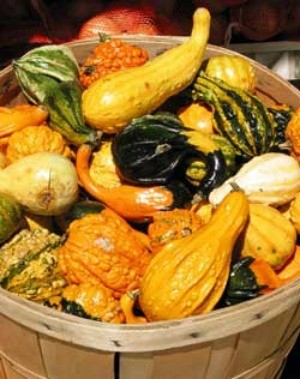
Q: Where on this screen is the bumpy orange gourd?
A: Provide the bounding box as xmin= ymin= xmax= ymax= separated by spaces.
xmin=285 ymin=108 xmax=300 ymax=161
xmin=240 ymin=204 xmax=296 ymax=270
xmin=139 ymin=192 xmax=249 ymax=321
xmin=0 ymin=105 xmax=48 ymax=137
xmin=62 ymin=283 xmax=125 ymax=323
xmin=58 ymin=209 xmax=151 ymax=297
xmin=6 ymin=125 xmax=71 ymax=163
xmin=148 ymin=209 xmax=203 ymax=252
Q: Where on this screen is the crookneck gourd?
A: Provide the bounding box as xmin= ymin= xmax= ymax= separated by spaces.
xmin=0 ymin=229 xmax=66 ymax=302
xmin=58 ymin=209 xmax=152 ymax=297
xmin=240 ymin=204 xmax=296 ymax=270
xmin=112 ymin=113 xmax=227 ymax=196
xmin=76 ymin=143 xmax=192 ymax=221
xmin=82 ymin=8 xmax=211 ymax=133
xmin=61 ymin=283 xmax=125 ymax=323
xmin=192 ymin=72 xmax=275 ymax=159
xmin=139 ymin=192 xmax=249 ymax=321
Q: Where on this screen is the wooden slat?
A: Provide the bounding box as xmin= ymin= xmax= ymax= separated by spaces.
xmin=204 ymin=335 xmax=238 ymax=379
xmin=225 ymin=306 xmax=298 ymax=377
xmin=119 ymin=353 xmax=154 ymax=379
xmin=0 ymin=359 xmax=6 ymax=379
xmin=2 ymin=360 xmax=26 ymax=379
xmin=38 ymin=335 xmax=114 ymax=379
xmin=0 ymin=315 xmax=46 ymax=377
xmin=152 ymin=343 xmax=211 ymax=379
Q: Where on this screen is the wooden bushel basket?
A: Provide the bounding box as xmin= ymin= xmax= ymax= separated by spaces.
xmin=0 ymin=37 xmax=300 ymax=379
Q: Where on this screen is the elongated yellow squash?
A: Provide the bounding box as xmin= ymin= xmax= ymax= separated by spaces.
xmin=139 ymin=192 xmax=249 ymax=321
xmin=82 ymin=8 xmax=211 ymax=133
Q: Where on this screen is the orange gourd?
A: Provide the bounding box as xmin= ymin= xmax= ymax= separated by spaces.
xmin=120 ymin=290 xmax=147 ymax=324
xmin=62 ymin=283 xmax=125 ymax=323
xmin=177 ymin=102 xmax=214 ymax=133
xmin=139 ymin=192 xmax=249 ymax=321
xmin=278 ymin=246 xmax=300 ymax=285
xmin=58 ymin=209 xmax=152 ymax=297
xmin=76 ymin=144 xmax=179 ymax=221
xmin=249 ymin=258 xmax=281 ymax=294
xmin=285 ymin=108 xmax=300 ymax=161
xmin=6 ymin=125 xmax=71 ymax=163
xmin=0 ymin=105 xmax=48 ymax=137
xmin=148 ymin=209 xmax=203 ymax=252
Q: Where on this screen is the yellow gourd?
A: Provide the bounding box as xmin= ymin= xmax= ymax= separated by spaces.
xmin=289 ymin=193 xmax=300 ymax=233
xmin=82 ymin=8 xmax=211 ymax=133
xmin=139 ymin=192 xmax=249 ymax=321
xmin=240 ymin=204 xmax=296 ymax=270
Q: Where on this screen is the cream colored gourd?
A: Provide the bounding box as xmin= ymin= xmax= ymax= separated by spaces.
xmin=139 ymin=192 xmax=249 ymax=321
xmin=0 ymin=153 xmax=78 ymax=215
xmin=82 ymin=8 xmax=211 ymax=133
xmin=241 ymin=204 xmax=296 ymax=270
xmin=209 ymin=153 xmax=300 ymax=206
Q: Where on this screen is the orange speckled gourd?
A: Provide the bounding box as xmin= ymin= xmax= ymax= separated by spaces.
xmin=58 ymin=209 xmax=152 ymax=297
xmin=139 ymin=192 xmax=249 ymax=321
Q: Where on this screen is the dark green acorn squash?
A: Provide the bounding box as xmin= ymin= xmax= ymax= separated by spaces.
xmin=0 ymin=193 xmax=24 ymax=244
xmin=112 ymin=113 xmax=227 ymax=197
xmin=223 ymin=257 xmax=263 ymax=306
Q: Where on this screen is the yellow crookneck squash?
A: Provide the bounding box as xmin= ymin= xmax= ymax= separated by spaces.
xmin=82 ymin=8 xmax=211 ymax=133
xmin=139 ymin=192 xmax=249 ymax=321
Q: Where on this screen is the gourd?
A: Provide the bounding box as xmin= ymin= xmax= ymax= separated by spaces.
xmin=120 ymin=290 xmax=147 ymax=324
xmin=193 ymin=72 xmax=275 ymax=158
xmin=76 ymin=143 xmax=192 ymax=221
xmin=288 ymin=193 xmax=300 ymax=233
xmin=177 ymin=102 xmax=214 ymax=134
xmin=278 ymin=246 xmax=300 ymax=285
xmin=112 ymin=113 xmax=226 ymax=196
xmin=224 ymin=256 xmax=281 ymax=305
xmin=55 ymin=200 xmax=106 ymax=232
xmin=0 ymin=105 xmax=48 ymax=138
xmin=268 ymin=105 xmax=293 ymax=147
xmin=58 ymin=210 xmax=151 ymax=296
xmin=82 ymin=8 xmax=211 ymax=133
xmin=0 ymin=229 xmax=66 ymax=302
xmin=285 ymin=107 xmax=300 ymax=161
xmin=205 ymin=55 xmax=255 ymax=92
xmin=240 ymin=204 xmax=296 ymax=270
xmin=185 ymin=134 xmax=237 ymax=187
xmin=0 ymin=152 xmax=78 ymax=216
xmin=6 ymin=125 xmax=72 ymax=163
xmin=0 ymin=193 xmax=24 ymax=244
xmin=148 ymin=208 xmax=203 ymax=252
xmin=209 ymin=153 xmax=300 ymax=206
xmin=13 ymin=45 xmax=100 ymax=146
xmin=61 ymin=283 xmax=125 ymax=323
xmin=89 ymin=140 xmax=121 ymax=189
xmin=139 ymin=192 xmax=249 ymax=321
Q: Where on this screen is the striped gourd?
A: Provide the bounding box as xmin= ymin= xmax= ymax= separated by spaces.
xmin=193 ymin=72 xmax=275 ymax=159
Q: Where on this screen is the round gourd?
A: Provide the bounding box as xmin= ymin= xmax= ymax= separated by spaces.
xmin=0 ymin=193 xmax=23 ymax=244
xmin=177 ymin=102 xmax=214 ymax=134
xmin=205 ymin=55 xmax=255 ymax=92
xmin=240 ymin=204 xmax=296 ymax=270
xmin=6 ymin=125 xmax=71 ymax=163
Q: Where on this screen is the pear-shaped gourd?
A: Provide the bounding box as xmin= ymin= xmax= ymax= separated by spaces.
xmin=139 ymin=192 xmax=249 ymax=321
xmin=209 ymin=153 xmax=300 ymax=206
xmin=0 ymin=153 xmax=78 ymax=216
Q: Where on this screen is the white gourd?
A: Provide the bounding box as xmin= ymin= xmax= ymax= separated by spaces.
xmin=209 ymin=153 xmax=300 ymax=206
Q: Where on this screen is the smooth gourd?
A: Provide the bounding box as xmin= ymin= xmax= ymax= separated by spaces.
xmin=139 ymin=192 xmax=249 ymax=321
xmin=82 ymin=8 xmax=211 ymax=133
xmin=209 ymin=153 xmax=300 ymax=206
xmin=0 ymin=153 xmax=78 ymax=216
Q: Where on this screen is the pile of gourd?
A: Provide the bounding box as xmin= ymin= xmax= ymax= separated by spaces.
xmin=0 ymin=8 xmax=300 ymax=324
